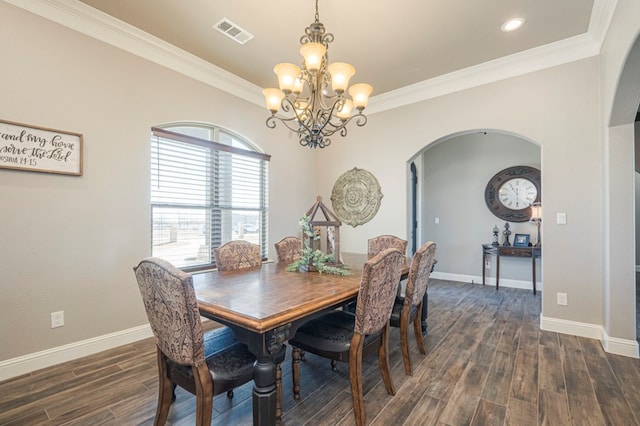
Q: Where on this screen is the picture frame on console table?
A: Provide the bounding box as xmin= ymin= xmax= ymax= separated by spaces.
xmin=513 ymin=234 xmax=530 ymax=247
xmin=0 ymin=119 xmax=83 ymax=176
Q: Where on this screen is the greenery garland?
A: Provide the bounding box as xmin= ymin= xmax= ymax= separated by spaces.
xmin=286 ymin=215 xmax=350 ymax=276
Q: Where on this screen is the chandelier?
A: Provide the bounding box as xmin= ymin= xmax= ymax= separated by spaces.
xmin=262 ymin=0 xmax=372 ymax=149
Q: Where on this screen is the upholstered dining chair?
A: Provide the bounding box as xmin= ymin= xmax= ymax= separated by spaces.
xmin=274 ymin=236 xmax=302 ymax=263
xmin=389 ymin=241 xmax=437 ymax=375
xmin=213 ymin=240 xmax=261 ymax=270
xmin=289 ymin=248 xmax=405 ymax=426
xmin=212 ymin=239 xmax=287 ymax=419
xmin=367 ymin=234 xmax=408 ymax=259
xmin=341 ymin=234 xmax=408 ymax=320
xmin=133 ymin=257 xmax=255 ymax=426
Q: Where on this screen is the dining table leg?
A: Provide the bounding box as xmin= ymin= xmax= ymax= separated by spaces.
xmin=252 ymin=356 xmax=278 ymax=426
xmin=244 ymin=325 xmax=289 ymax=426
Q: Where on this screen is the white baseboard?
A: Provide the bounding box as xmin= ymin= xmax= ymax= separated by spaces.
xmin=431 ymin=271 xmax=542 ymax=292
xmin=540 ymin=315 xmax=639 ymax=358
xmin=0 ymin=324 xmax=153 ymax=382
xmin=602 ymin=330 xmax=640 ymax=358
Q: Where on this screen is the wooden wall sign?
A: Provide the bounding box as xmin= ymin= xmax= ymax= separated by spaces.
xmin=0 ymin=119 xmax=83 ymax=176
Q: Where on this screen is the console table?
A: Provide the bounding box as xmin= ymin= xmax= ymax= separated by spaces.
xmin=482 ymin=244 xmax=541 ymax=294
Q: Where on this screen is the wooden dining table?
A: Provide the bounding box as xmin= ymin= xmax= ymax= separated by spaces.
xmin=192 ymin=253 xmax=411 ymax=426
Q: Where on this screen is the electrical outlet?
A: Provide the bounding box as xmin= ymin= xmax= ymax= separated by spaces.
xmin=557 ymin=212 xmax=567 ymax=225
xmin=51 ymin=311 xmax=64 ymax=328
xmin=557 ymin=293 xmax=568 ymax=306
xmin=485 ymin=261 xmax=491 ymax=269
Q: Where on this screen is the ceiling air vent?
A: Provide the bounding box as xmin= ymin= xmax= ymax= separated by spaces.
xmin=215 ymin=18 xmax=254 ymax=45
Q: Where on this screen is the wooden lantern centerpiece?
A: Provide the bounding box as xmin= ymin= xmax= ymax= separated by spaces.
xmin=286 ymin=196 xmax=349 ymax=275
xmin=305 ymin=196 xmax=342 ymax=266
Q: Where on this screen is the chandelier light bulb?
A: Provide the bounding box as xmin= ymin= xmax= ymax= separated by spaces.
xmin=293 ymin=77 xmax=304 ymax=95
xmin=274 ymin=63 xmax=301 ymax=93
xmin=300 ymin=43 xmax=326 ymax=72
xmin=348 ymin=83 xmax=373 ymax=110
xmin=262 ymin=88 xmax=284 ymax=113
xmin=327 ymin=62 xmax=356 ymax=93
xmin=335 ymin=99 xmax=354 ymax=120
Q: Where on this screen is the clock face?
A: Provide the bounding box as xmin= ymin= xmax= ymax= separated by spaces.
xmin=484 ymin=165 xmax=541 ymax=222
xmin=498 ymin=178 xmax=538 ymax=210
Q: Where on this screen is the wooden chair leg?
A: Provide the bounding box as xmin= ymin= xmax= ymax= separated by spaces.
xmin=292 ymin=347 xmax=301 ymax=399
xmin=378 ymin=324 xmax=396 ymax=395
xmin=413 ymin=302 xmax=426 ymax=355
xmin=399 ymin=306 xmax=413 ymax=376
xmin=276 ymin=363 xmax=282 ymax=420
xmin=193 ymin=364 xmax=214 ymax=426
xmin=349 ymin=333 xmax=366 ymax=426
xmin=155 ymin=349 xmax=174 ymax=426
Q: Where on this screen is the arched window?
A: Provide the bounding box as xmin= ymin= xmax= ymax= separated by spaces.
xmin=150 ymin=123 xmax=270 ymax=270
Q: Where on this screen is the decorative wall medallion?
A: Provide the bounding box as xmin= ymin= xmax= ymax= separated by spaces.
xmin=330 ymin=167 xmax=383 ymax=227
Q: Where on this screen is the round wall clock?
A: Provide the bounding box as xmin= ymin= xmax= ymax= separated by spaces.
xmin=484 ymin=165 xmax=541 ymax=222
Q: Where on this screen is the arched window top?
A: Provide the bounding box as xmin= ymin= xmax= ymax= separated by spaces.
xmin=159 ymin=122 xmax=263 ymax=153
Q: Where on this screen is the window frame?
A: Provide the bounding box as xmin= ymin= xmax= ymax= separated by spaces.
xmin=150 ymin=124 xmax=270 ymax=272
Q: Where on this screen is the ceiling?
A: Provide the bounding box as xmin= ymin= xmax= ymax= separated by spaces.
xmin=75 ymin=0 xmax=598 ymax=98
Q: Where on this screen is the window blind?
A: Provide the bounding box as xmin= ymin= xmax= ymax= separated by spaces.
xmin=150 ymin=127 xmax=269 ymax=271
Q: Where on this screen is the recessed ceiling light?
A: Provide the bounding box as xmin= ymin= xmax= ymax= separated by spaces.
xmin=501 ymin=18 xmax=525 ymax=32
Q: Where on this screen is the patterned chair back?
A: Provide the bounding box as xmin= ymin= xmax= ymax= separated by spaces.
xmin=354 ymin=248 xmax=405 ymax=335
xmin=367 ymin=235 xmax=408 ymax=259
xmin=133 ymin=257 xmax=205 ymax=366
xmin=214 ymin=240 xmax=261 ymax=270
xmin=403 ymin=242 xmax=437 ymax=307
xmin=274 ymin=236 xmax=302 ymax=263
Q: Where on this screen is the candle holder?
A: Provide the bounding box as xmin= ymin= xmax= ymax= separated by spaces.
xmin=502 ymin=222 xmax=511 ymax=246
xmin=492 ymin=225 xmax=499 ymax=246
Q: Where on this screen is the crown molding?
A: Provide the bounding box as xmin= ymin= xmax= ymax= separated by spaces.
xmin=5 ymin=0 xmax=616 ymax=114
xmin=368 ymin=32 xmax=601 ymax=114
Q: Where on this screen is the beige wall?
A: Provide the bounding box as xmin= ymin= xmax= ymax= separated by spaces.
xmin=0 ymin=3 xmax=315 ymax=360
xmin=316 ymin=57 xmax=604 ymax=328
xmin=2 ymin=0 xmax=640 ymax=368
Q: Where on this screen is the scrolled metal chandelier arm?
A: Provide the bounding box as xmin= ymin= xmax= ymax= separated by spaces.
xmin=262 ymin=0 xmax=373 ymax=149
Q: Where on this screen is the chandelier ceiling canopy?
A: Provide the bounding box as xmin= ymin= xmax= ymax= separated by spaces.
xmin=262 ymin=0 xmax=372 ymax=149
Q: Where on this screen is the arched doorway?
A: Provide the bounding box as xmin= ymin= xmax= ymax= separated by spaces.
xmin=409 ymin=130 xmax=541 ymax=290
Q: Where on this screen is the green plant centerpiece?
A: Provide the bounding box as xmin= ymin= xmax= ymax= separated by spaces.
xmin=286 ymin=215 xmax=350 ymax=276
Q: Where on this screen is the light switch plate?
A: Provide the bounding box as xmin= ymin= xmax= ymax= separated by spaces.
xmin=557 ymin=212 xmax=567 ymax=225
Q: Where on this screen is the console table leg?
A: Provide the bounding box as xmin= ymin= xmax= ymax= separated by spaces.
xmin=496 ymin=256 xmax=500 ymax=291
xmin=532 ymin=257 xmax=537 ymax=295
xmin=482 ymin=252 xmax=486 ymax=286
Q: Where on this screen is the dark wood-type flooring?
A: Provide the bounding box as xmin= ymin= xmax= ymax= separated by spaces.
xmin=2 ymin=279 xmax=640 ymax=425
